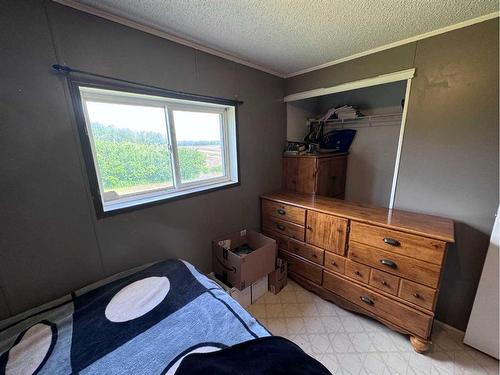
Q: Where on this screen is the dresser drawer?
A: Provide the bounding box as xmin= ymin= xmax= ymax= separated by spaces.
xmin=350 ymin=222 xmax=446 ymax=265
xmin=288 ymin=238 xmax=324 ymax=265
xmin=262 ymin=229 xmax=289 ymax=250
xmin=263 ymin=216 xmax=305 ymax=241
xmin=280 ymin=250 xmax=322 ymax=285
xmin=323 ymin=272 xmax=432 ymax=338
xmin=262 ymin=199 xmax=306 ymax=225
xmin=399 ymin=280 xmax=437 ymax=311
xmin=369 ymin=269 xmax=400 ymax=296
xmin=345 ymin=259 xmax=370 ymax=284
xmin=324 ymin=252 xmax=346 ymax=274
xmin=349 ymin=242 xmax=441 ymax=288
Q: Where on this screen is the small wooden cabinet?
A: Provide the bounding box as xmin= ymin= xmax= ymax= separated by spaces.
xmin=282 ymin=153 xmax=347 ymax=198
xmin=261 ymin=191 xmax=454 ymax=353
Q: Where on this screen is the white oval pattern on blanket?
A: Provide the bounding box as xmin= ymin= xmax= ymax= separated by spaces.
xmin=6 ymin=323 xmax=53 ymax=375
xmin=105 ymin=276 xmax=170 ymax=322
xmin=165 ymin=346 xmax=222 ymax=375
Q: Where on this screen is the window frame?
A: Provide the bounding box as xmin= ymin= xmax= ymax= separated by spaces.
xmin=166 ymin=103 xmax=231 ymax=190
xmin=68 ymin=78 xmax=240 ymax=217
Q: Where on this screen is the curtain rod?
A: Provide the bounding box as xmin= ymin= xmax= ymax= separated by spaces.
xmin=51 ymin=64 xmax=244 ymax=105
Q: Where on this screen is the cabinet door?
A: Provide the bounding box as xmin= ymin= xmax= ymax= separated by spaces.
xmin=296 ymin=158 xmax=317 ymax=194
xmin=316 ymin=156 xmax=347 ymax=197
xmin=306 ymin=210 xmax=348 ymax=255
xmin=282 ymin=157 xmax=298 ymax=191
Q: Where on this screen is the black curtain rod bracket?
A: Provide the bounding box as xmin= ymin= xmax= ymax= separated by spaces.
xmin=52 ymin=64 xmax=73 ymax=74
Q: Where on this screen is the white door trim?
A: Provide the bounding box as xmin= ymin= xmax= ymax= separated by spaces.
xmin=283 ymin=69 xmax=415 ymax=102
xmin=388 ymin=77 xmax=413 ymax=209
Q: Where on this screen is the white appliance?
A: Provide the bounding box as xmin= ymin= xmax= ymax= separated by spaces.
xmin=464 ymin=208 xmax=499 ymax=359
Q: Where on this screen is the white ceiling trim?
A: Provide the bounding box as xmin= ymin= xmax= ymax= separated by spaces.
xmin=51 ymin=0 xmax=286 ymax=78
xmin=284 ymin=69 xmax=415 ymax=102
xmin=285 ymin=12 xmax=499 ymax=78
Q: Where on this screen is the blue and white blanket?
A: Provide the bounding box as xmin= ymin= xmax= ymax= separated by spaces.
xmin=0 ymin=259 xmax=270 ymax=374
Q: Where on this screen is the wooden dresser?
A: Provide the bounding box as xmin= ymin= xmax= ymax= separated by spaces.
xmin=282 ymin=153 xmax=347 ymax=198
xmin=261 ymin=191 xmax=454 ymax=353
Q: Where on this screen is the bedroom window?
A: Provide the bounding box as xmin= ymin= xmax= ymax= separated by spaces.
xmin=76 ymin=85 xmax=239 ymax=216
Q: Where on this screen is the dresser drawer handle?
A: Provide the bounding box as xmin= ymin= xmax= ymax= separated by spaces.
xmin=381 ymin=280 xmax=387 ymax=286
xmin=380 ymin=259 xmax=397 ymax=269
xmin=277 ymin=224 xmax=285 ymax=231
xmin=413 ymin=292 xmax=421 ymax=299
xmin=360 ymin=296 xmax=374 ymax=306
xmin=277 ymin=208 xmax=286 ymax=215
xmin=383 ymin=237 xmax=400 ymax=247
xmin=331 ymin=261 xmax=337 ymax=266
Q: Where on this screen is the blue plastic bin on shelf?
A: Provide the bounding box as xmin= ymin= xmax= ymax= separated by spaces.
xmin=320 ymin=129 xmax=357 ymax=152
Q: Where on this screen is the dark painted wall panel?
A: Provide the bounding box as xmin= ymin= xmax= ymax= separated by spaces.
xmin=285 ymin=42 xmax=416 ymax=95
xmin=47 ymin=3 xmax=198 ymax=94
xmin=395 ymin=20 xmax=499 ymax=329
xmin=0 ymin=0 xmax=104 ymax=315
xmin=0 ymin=1 xmax=285 ymax=317
xmin=284 ymin=19 xmax=499 ymax=330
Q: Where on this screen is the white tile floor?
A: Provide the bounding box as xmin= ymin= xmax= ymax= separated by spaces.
xmin=246 ymin=280 xmax=499 ymax=375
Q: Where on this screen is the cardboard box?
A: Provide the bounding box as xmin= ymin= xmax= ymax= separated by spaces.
xmin=251 ymin=275 xmax=268 ymax=304
xmin=213 ymin=230 xmax=277 ymax=290
xmin=207 ymin=272 xmax=251 ymax=308
xmin=269 ymin=258 xmax=288 ymax=294
xmin=230 ymin=286 xmax=252 ymax=308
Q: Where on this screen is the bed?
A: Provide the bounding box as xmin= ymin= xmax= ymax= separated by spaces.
xmin=0 ymin=259 xmax=329 ymax=374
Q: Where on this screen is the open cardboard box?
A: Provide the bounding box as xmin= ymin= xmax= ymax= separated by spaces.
xmin=212 ymin=229 xmax=277 ymax=290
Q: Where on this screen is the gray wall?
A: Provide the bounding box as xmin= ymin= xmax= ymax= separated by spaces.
xmin=286 ymin=98 xmax=319 ymax=142
xmin=0 ymin=1 xmax=285 ymax=319
xmin=342 ymin=125 xmax=401 ymax=207
xmin=286 ymin=19 xmax=499 ymax=330
xmin=394 ymin=21 xmax=499 ymax=330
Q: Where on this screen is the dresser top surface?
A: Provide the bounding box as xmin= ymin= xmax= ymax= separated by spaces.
xmin=282 ymin=152 xmax=348 ymax=159
xmin=261 ymin=191 xmax=454 ymax=243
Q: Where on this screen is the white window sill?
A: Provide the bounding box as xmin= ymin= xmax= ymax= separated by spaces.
xmin=101 ymin=179 xmax=239 ymax=215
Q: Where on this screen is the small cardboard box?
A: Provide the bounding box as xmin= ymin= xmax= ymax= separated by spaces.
xmin=251 ymin=275 xmax=268 ymax=304
xmin=269 ymin=258 xmax=288 ymax=294
xmin=230 ymin=286 xmax=252 ymax=308
xmin=213 ymin=229 xmax=277 ymax=290
xmin=207 ymin=272 xmax=251 ymax=308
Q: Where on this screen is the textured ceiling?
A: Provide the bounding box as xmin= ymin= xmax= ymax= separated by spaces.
xmin=69 ymin=0 xmax=498 ymax=76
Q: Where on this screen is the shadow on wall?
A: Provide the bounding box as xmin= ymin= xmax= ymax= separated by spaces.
xmin=345 ymin=152 xmax=376 ymax=205
xmin=435 ymin=222 xmax=491 ymax=330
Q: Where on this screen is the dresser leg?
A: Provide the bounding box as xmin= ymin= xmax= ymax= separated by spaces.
xmin=410 ymin=336 xmax=430 ymax=353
